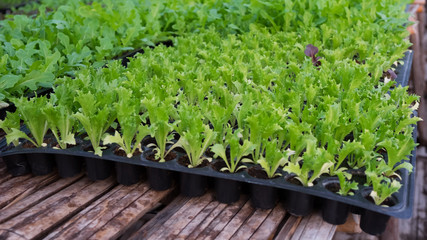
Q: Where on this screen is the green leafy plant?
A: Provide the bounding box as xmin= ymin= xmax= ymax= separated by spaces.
xmin=0 ymin=111 xmax=22 ymax=146
xmin=210 ymin=127 xmax=255 ymax=173
xmin=43 ymin=101 xmax=76 ymax=150
xmin=336 ymin=172 xmax=358 ymax=196
xmin=103 ymin=88 xmax=150 ymax=158
xmin=171 ymin=102 xmax=216 ymax=168
xmin=142 ymin=95 xmax=176 ymax=162
xmin=73 ymin=91 xmax=116 ymax=156
xmin=366 ymin=171 xmax=401 ymax=206
xmin=258 ymin=139 xmax=294 ymax=178
xmin=283 ymin=139 xmax=334 ymax=187
xmin=5 ymin=96 xmax=50 ymax=147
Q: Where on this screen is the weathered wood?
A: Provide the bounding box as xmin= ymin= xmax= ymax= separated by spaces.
xmin=410 ymin=15 xmax=427 ymax=146
xmin=0 ymin=174 xmax=39 ymax=209
xmin=274 ymin=215 xmax=302 ymax=240
xmin=336 ymin=214 xmax=362 ymax=233
xmin=250 ymin=204 xmax=287 ymax=240
xmin=0 ymin=177 xmax=115 ymax=240
xmin=129 ymin=195 xmax=190 ymax=239
xmin=230 ymin=207 xmax=272 ymax=240
xmin=380 ymin=218 xmax=399 ymax=240
xmin=399 ymin=154 xmax=427 ymax=239
xmin=292 ymin=213 xmax=335 ymax=240
xmin=0 ymin=171 xmax=14 ymax=185
xmin=289 ymin=213 xmax=333 ymax=240
xmin=0 ymin=173 xmax=83 ymax=224
xmin=176 ymin=200 xmax=222 ymax=238
xmin=149 ymin=193 xmax=214 ymax=239
xmin=183 ymin=202 xmax=228 ymax=240
xmin=90 ymin=187 xmax=175 ymax=240
xmin=197 ymin=197 xmax=248 ymax=239
xmin=2 ymin=172 xmax=58 ymax=209
xmin=44 ymin=183 xmax=144 ymax=239
xmin=214 ymin=200 xmax=254 ymax=240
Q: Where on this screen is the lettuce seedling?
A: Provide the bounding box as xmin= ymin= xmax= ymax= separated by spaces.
xmin=142 ymin=95 xmax=176 ymax=162
xmin=366 ymin=171 xmax=401 ymax=206
xmin=172 ymin=125 xmax=215 ymax=168
xmin=171 ymin=102 xmax=216 ymax=168
xmin=336 ymin=172 xmax=358 ymax=196
xmin=283 ymin=139 xmax=333 ymax=187
xmin=210 ymin=127 xmax=256 ymax=173
xmin=377 ymin=128 xmax=416 ymax=177
xmin=258 ymin=139 xmax=294 ymax=178
xmin=0 ymin=111 xmax=22 ymax=146
xmin=74 ymin=91 xmax=117 ymax=156
xmin=6 ymin=96 xmax=50 ymax=147
xmin=43 ymin=102 xmax=76 ymax=149
xmin=103 ymin=88 xmax=150 ymax=158
xmin=330 ymin=141 xmax=364 ymax=176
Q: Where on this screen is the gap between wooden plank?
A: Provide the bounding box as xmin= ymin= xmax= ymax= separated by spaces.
xmin=0 ymin=173 xmax=83 ymax=224
xmin=213 ymin=200 xmax=255 ymax=240
xmin=44 ymin=183 xmax=141 ymax=239
xmin=129 ymin=195 xmax=190 ymax=239
xmin=89 ymin=186 xmax=176 ymax=240
xmin=274 ymin=215 xmax=302 ymax=240
xmin=250 ymin=204 xmax=288 ymax=240
xmin=198 ymin=196 xmax=249 ymax=240
xmin=152 ymin=193 xmax=215 ymax=240
xmin=0 ymin=177 xmax=115 ymax=239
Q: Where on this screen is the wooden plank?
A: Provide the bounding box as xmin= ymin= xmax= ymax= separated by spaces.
xmin=176 ymin=200 xmax=223 ymax=239
xmin=336 ymin=214 xmax=362 ymax=233
xmin=400 ymin=155 xmax=426 ymax=239
xmin=214 ymin=200 xmax=254 ymax=240
xmin=230 ymin=207 xmax=272 ymax=240
xmin=197 ymin=197 xmax=248 ymax=239
xmin=0 ymin=174 xmax=40 ymax=209
xmin=250 ymin=204 xmax=287 ymax=239
xmin=0 ymin=177 xmax=115 ymax=240
xmin=2 ymin=173 xmax=59 ymax=209
xmin=90 ymin=187 xmax=175 ymax=240
xmin=184 ymin=202 xmax=228 ymax=240
xmin=410 ymin=19 xmax=427 ymax=146
xmin=0 ymin=171 xmax=14 ymax=185
xmin=290 ymin=212 xmax=335 ymax=240
xmin=289 ymin=214 xmax=315 ymax=240
xmin=274 ymin=215 xmax=302 ymax=240
xmin=129 ymin=195 xmax=190 ymax=239
xmin=0 ymin=173 xmax=83 ymax=224
xmin=314 ymin=218 xmax=336 ymax=240
xmin=44 ymin=183 xmax=144 ymax=239
xmin=150 ymin=193 xmax=214 ymax=239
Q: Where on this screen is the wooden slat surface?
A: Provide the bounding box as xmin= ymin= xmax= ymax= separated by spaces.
xmin=0 ymin=159 xmax=337 ymax=240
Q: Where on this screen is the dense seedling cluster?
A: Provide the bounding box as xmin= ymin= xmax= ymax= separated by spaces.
xmin=0 ymin=0 xmax=419 ymax=207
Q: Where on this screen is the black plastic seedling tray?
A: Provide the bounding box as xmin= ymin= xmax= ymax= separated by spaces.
xmin=0 ymin=51 xmax=417 ymax=235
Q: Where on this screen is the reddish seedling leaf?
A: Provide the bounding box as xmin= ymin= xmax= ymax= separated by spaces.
xmin=304 ymin=44 xmax=321 ymax=67
xmin=386 ymin=69 xmax=397 ymax=80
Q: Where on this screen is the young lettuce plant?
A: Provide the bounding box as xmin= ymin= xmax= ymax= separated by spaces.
xmin=210 ymin=127 xmax=255 ymax=173
xmin=0 ymin=111 xmax=22 ymax=146
xmin=43 ymin=104 xmax=76 ymax=150
xmin=142 ymin=95 xmax=176 ymax=162
xmin=366 ymin=171 xmax=401 ymax=206
xmin=336 ymin=172 xmax=358 ymax=196
xmin=283 ymin=139 xmax=334 ymax=187
xmin=258 ymin=139 xmax=294 ymax=178
xmin=171 ymin=102 xmax=216 ymax=168
xmin=103 ymin=88 xmax=150 ymax=158
xmin=376 ymin=128 xmax=416 ymax=178
xmin=74 ymin=91 xmax=117 ymax=156
xmin=6 ymin=96 xmax=50 ymax=148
